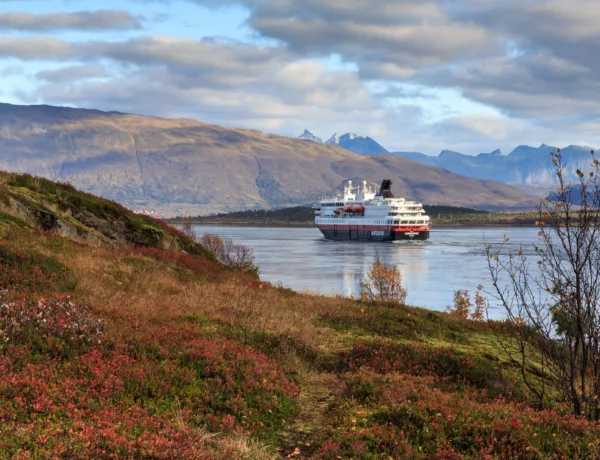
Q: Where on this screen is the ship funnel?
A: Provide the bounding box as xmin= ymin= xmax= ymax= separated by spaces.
xmin=376 ymin=179 xmax=394 ymax=199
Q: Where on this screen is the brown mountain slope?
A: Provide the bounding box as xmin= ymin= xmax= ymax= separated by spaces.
xmin=0 ymin=103 xmax=536 ymax=215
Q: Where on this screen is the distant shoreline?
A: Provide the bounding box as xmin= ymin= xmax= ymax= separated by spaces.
xmin=168 ymin=219 xmax=537 ymax=228
xmin=165 ymin=205 xmax=538 ymax=228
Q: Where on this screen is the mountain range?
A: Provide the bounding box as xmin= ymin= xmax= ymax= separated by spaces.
xmin=393 ymin=145 xmax=596 ymax=190
xmin=300 ymin=130 xmax=596 ymax=190
xmin=0 ymin=103 xmax=536 ymax=216
xmin=298 ymin=130 xmax=389 ymax=155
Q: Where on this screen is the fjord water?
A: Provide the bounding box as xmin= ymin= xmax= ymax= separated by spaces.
xmin=193 ymin=225 xmax=541 ymax=318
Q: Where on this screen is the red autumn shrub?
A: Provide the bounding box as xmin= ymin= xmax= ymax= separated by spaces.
xmin=0 ymin=243 xmax=75 ymax=292
xmin=0 ymin=349 xmax=214 ymax=458
xmin=121 ymin=247 xmax=224 ymax=281
xmin=152 ymin=217 xmax=188 ymax=241
xmin=318 ymin=369 xmax=600 ymax=458
xmin=0 ymin=336 xmax=300 ymax=457
xmin=180 ymin=338 xmax=301 ymax=433
xmin=344 ymin=340 xmax=519 ymax=400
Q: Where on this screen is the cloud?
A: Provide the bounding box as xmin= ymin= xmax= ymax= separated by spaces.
xmin=3 ymin=0 xmax=600 ymax=154
xmin=0 ymin=10 xmax=142 ymax=32
xmin=428 ymin=0 xmax=600 ymax=120
xmin=15 ymin=35 xmax=401 ymax=141
xmin=0 ymin=37 xmax=74 ymax=59
xmin=35 ymin=64 xmax=109 ymax=83
xmin=246 ymin=0 xmax=494 ymax=79
xmin=420 ymin=114 xmax=562 ymax=155
xmin=176 ymin=0 xmax=600 ymax=128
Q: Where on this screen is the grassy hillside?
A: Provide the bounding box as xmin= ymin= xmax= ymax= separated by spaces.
xmin=0 ymin=103 xmax=537 ymax=216
xmin=0 ymin=176 xmax=598 ymax=458
xmin=0 ymin=171 xmax=215 ymax=258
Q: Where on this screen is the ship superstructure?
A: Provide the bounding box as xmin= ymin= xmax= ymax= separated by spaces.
xmin=314 ymin=180 xmax=430 ymax=241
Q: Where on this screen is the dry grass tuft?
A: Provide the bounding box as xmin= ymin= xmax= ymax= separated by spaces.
xmin=218 ymin=432 xmax=281 ymax=460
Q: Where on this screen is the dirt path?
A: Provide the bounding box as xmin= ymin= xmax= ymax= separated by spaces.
xmin=278 ymin=371 xmax=343 ymax=458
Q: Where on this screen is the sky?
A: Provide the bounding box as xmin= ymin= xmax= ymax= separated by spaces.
xmin=0 ymin=0 xmax=599 ymax=155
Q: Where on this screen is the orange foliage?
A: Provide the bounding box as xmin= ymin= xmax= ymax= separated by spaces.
xmin=446 ymin=285 xmax=486 ymax=321
xmin=359 ymin=256 xmax=407 ymax=304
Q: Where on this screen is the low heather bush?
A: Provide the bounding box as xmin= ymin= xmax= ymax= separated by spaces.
xmin=317 ymin=369 xmax=600 ymax=459
xmin=0 ymin=292 xmax=105 ymax=356
xmin=120 ymin=247 xmax=219 ymax=281
xmin=344 ymin=340 xmax=521 ymax=400
xmin=0 ymin=349 xmax=216 ymax=458
xmin=0 ymin=243 xmax=76 ymax=292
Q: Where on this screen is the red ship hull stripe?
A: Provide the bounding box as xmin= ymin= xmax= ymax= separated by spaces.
xmin=317 ymin=225 xmax=429 ymax=232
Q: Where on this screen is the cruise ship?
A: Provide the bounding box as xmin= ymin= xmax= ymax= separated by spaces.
xmin=314 ymin=180 xmax=430 ymax=241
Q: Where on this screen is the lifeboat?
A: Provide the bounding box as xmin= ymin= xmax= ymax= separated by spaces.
xmin=343 ymin=205 xmax=365 ymax=213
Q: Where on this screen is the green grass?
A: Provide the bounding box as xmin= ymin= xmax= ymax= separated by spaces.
xmin=0 ymin=212 xmax=29 ymax=230
xmin=318 ymin=303 xmax=474 ymax=344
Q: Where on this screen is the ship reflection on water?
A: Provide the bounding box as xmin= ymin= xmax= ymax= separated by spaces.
xmin=191 ymin=225 xmax=542 ymax=318
xmin=341 ymin=242 xmax=429 ymax=298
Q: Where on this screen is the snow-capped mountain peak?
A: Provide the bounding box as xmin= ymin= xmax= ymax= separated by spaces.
xmin=340 ymin=133 xmax=358 ymax=142
xmin=325 ymin=133 xmax=340 ymax=145
xmin=324 ymin=132 xmax=389 ymax=155
xmin=327 ymin=133 xmax=367 ymax=145
xmin=298 ymin=129 xmax=323 ymax=143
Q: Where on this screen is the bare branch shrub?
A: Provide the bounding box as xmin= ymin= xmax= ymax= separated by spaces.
xmin=359 ymin=255 xmax=407 ymax=304
xmin=199 ymin=234 xmax=256 ymax=271
xmin=199 ymin=234 xmax=224 ymax=257
xmin=488 ymin=149 xmax=600 ymax=419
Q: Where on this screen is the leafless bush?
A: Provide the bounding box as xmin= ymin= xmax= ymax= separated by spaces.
xmin=228 ymin=242 xmax=254 ymax=267
xmin=487 ymin=149 xmax=600 ymax=418
xmin=199 ymin=234 xmax=223 ymax=256
xmin=199 ymin=234 xmax=255 ymax=269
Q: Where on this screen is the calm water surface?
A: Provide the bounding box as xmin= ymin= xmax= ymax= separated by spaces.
xmin=193 ymin=225 xmax=541 ymax=317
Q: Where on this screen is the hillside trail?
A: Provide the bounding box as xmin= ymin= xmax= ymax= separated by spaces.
xmin=278 ymin=371 xmax=343 ymax=458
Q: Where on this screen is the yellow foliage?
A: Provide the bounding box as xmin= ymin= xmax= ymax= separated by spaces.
xmin=359 ymin=256 xmax=407 ymax=304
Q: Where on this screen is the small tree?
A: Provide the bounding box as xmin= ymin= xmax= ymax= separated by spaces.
xmin=447 ymin=289 xmax=471 ymax=320
xmin=359 ymin=255 xmax=407 ymax=304
xmin=471 ymin=285 xmax=486 ymax=322
xmin=487 ymin=149 xmax=600 ymax=418
xmin=446 ymin=285 xmax=486 ymax=321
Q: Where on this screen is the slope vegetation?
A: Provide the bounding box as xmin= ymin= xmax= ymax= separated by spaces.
xmin=0 ymin=177 xmax=598 ymax=458
xmin=0 ymin=171 xmax=213 ymax=258
xmin=0 ymin=103 xmax=536 ymax=215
